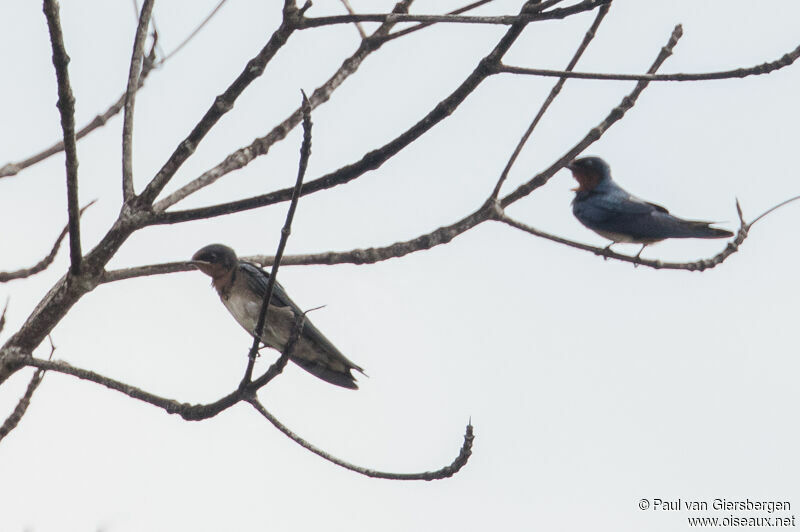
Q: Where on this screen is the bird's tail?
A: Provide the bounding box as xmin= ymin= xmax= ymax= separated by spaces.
xmin=683 ymin=221 xmax=734 ymax=239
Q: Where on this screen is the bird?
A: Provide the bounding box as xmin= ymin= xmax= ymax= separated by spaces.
xmin=190 ymin=244 xmax=364 ymax=389
xmin=566 ymin=156 xmax=733 ymax=258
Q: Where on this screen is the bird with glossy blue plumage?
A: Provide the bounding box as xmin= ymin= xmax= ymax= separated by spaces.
xmin=567 ymin=156 xmax=733 ymax=258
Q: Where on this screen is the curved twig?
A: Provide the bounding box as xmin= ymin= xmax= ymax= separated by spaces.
xmin=248 ymin=398 xmax=474 ymax=481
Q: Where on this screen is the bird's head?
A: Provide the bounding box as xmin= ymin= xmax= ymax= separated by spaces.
xmin=190 ymin=244 xmax=238 ymax=279
xmin=567 ymin=156 xmax=611 ymax=192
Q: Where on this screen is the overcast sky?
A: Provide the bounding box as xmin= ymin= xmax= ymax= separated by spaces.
xmin=1 ymin=1 xmax=799 ymax=531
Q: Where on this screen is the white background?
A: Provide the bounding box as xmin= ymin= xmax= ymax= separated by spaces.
xmin=1 ymin=1 xmax=798 ymax=530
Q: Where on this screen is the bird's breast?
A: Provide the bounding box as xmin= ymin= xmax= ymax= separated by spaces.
xmin=221 ymin=290 xmax=260 ymax=335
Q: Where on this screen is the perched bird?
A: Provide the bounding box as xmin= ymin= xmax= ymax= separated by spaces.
xmin=567 ymin=156 xmax=733 ymax=257
xmin=191 ymin=244 xmax=364 ymax=389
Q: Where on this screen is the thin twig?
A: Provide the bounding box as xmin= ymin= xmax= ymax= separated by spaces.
xmin=0 ymin=300 xmax=7 ymax=334
xmin=384 ymin=0 xmax=496 ymax=43
xmin=497 ymin=42 xmax=800 ymax=81
xmin=0 ymin=201 xmax=96 ymax=283
xmin=122 ymin=0 xmax=156 ymax=202
xmin=241 ymin=93 xmax=312 ymax=386
xmin=339 ymin=0 xmax=367 ymax=39
xmin=0 ymin=368 xmax=46 ymax=443
xmin=490 ymin=3 xmax=610 ymax=199
xmin=159 ymin=0 xmax=230 ymax=64
xmin=42 ymin=0 xmax=82 ymax=275
xmin=153 ymin=0 xmax=416 ymax=212
xmin=248 ymin=398 xmax=474 ymax=480
xmin=299 ymin=0 xmax=609 ymax=29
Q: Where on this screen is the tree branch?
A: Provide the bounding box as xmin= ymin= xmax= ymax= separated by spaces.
xmin=248 ymin=398 xmax=474 ymax=480
xmin=383 ymin=0 xmax=496 ymax=43
xmin=241 ymin=93 xmax=312 ymax=386
xmin=122 ymin=0 xmax=156 ymax=202
xmin=158 ymin=0 xmax=229 ymax=64
xmin=497 ymin=41 xmax=800 ymax=81
xmin=43 ymin=0 xmax=82 ymax=275
xmin=247 ymin=397 xmax=475 ymax=480
xmin=339 ymin=0 xmax=367 ymax=40
xmin=298 ymin=0 xmax=609 ymax=29
xmin=0 ymin=369 xmax=46 ymax=444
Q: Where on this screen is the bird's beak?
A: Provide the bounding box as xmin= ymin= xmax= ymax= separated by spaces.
xmin=188 ymin=259 xmax=210 ymax=270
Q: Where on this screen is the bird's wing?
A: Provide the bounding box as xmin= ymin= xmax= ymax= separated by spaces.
xmin=238 ymin=262 xmax=364 ymax=384
xmin=239 ymin=262 xmax=295 ymax=309
xmin=574 ymin=191 xmax=677 ymax=239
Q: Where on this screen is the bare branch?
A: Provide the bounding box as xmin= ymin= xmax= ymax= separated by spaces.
xmin=490 ymin=2 xmax=610 ymax=199
xmin=298 ymin=0 xmax=610 ymax=29
xmin=0 ymin=368 xmax=46 ymax=444
xmin=0 ymin=300 xmax=7 ymax=334
xmin=384 ymin=0 xmax=496 ymax=43
xmin=122 ymin=0 xmax=156 ymax=202
xmin=152 ymin=0 xmax=557 ymax=224
xmin=339 ymin=0 xmax=367 ymax=40
xmin=249 ymin=398 xmax=474 ymax=480
xmin=241 ymin=93 xmax=312 ymax=386
xmin=153 ymin=0 xmax=416 ymax=211
xmin=159 ymin=0 xmax=230 ymax=64
xmin=42 ymin=0 xmax=82 ymax=275
xmin=100 ymin=261 xmax=190 ymax=284
xmin=135 ymin=3 xmax=302 ymax=207
xmin=497 ymin=42 xmax=800 ymax=81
